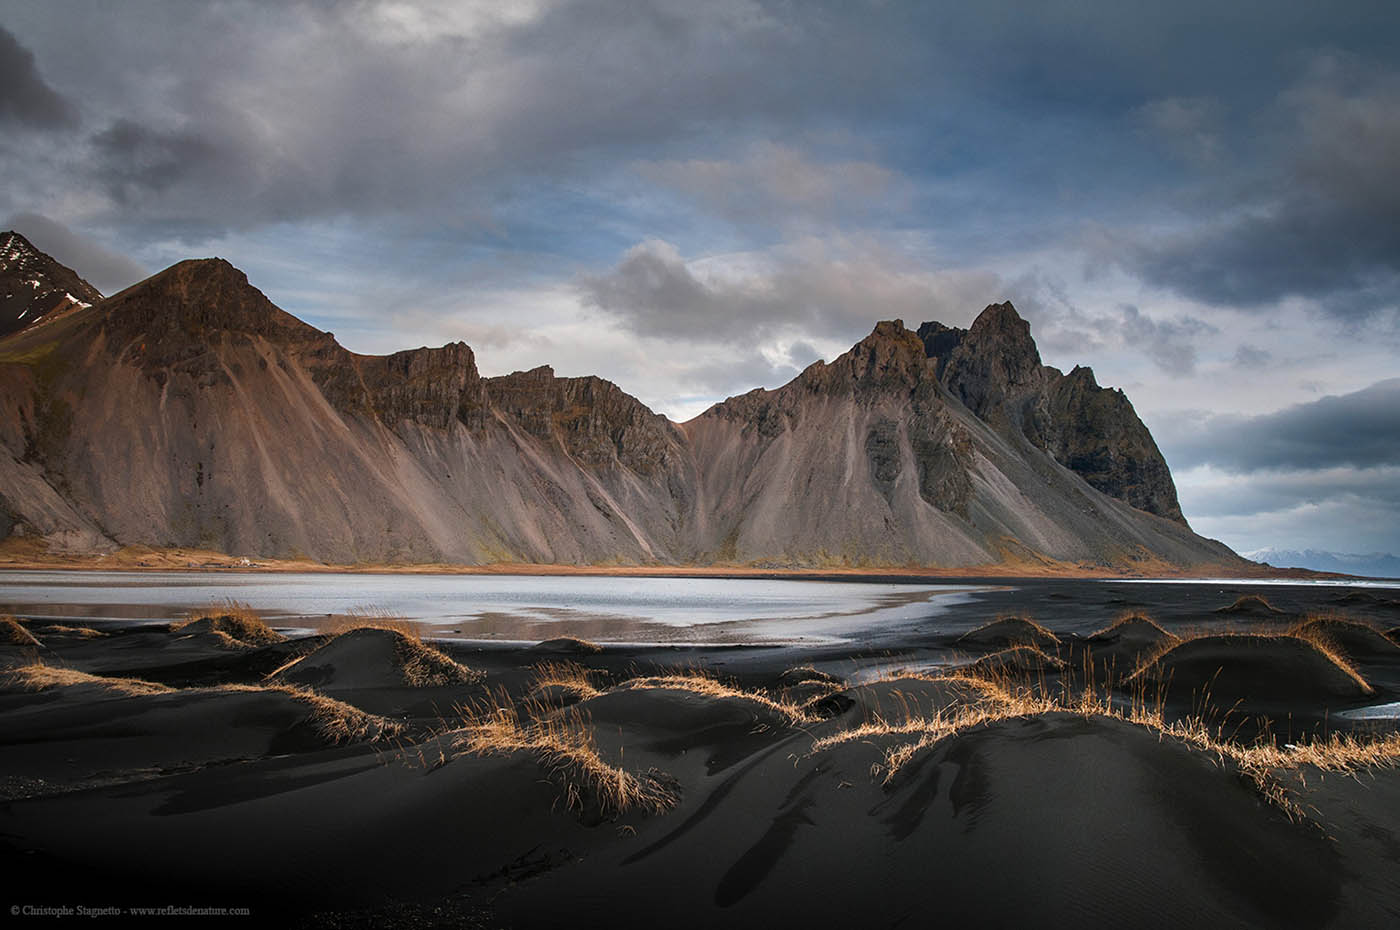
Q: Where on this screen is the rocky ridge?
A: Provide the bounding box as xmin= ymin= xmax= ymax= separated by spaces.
xmin=0 ymin=245 xmax=1238 ymax=571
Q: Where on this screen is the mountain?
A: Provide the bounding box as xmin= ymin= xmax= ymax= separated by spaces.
xmin=1245 ymin=548 xmax=1400 ymax=579
xmin=0 ymin=247 xmax=1241 ymax=571
xmin=0 ymin=231 xmax=103 ymax=339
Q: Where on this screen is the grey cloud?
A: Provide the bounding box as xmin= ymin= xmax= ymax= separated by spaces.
xmin=1180 ymin=466 xmax=1400 ymax=519
xmin=637 ymin=143 xmax=900 ymax=227
xmin=1160 ymin=378 xmax=1400 ymax=473
xmin=1117 ymin=304 xmax=1216 ymax=374
xmin=1133 ymin=57 xmax=1400 ymax=313
xmin=1011 ymin=278 xmax=1216 ymax=375
xmin=5 ymin=213 xmax=149 ymax=294
xmin=1133 ymin=96 xmax=1224 ymax=164
xmin=0 ymin=26 xmax=76 ymax=129
xmin=578 ymin=238 xmax=1003 ymax=346
xmin=1232 ymin=344 xmax=1272 ymax=369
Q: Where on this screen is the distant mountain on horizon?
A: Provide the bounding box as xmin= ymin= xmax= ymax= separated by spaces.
xmin=0 ymin=234 xmax=1242 ymax=571
xmin=1244 ymin=548 xmax=1400 ymax=579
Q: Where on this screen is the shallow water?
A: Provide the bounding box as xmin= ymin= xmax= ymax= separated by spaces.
xmin=0 ymin=570 xmax=980 ymax=645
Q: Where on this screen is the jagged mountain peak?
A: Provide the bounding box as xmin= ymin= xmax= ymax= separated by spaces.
xmin=100 ymin=257 xmax=325 ymax=351
xmin=0 ymin=230 xmax=103 ymax=339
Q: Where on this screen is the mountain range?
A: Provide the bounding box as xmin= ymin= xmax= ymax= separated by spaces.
xmin=1244 ymin=548 xmax=1400 ymax=579
xmin=0 ymin=231 xmax=1242 ymax=571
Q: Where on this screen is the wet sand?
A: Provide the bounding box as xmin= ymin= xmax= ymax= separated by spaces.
xmin=3 ymin=578 xmax=1399 ymax=928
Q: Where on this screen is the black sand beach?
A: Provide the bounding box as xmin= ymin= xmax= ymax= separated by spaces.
xmin=3 ymin=578 xmax=1400 ymax=928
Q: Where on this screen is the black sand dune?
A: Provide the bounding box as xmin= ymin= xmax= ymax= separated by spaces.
xmin=1215 ymin=594 xmax=1285 ymax=616
xmin=1136 ymin=634 xmax=1372 ymax=708
xmin=1293 ymin=617 xmax=1400 ymax=660
xmin=955 ymin=616 xmax=1060 ymax=650
xmin=271 ymin=627 xmax=481 ymax=689
xmin=2 ymin=580 xmax=1399 ymax=928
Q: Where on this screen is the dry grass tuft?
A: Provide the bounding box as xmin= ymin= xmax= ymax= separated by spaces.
xmin=2 ymin=663 xmax=171 ymax=696
xmin=528 ymin=637 xmax=604 ymax=655
xmin=35 ymin=624 xmax=107 ymax=638
xmin=452 ymin=699 xmax=679 ymax=817
xmin=322 ymin=607 xmax=425 ymax=642
xmin=616 ymin=668 xmax=811 ymax=725
xmin=963 ymin=645 xmax=1065 ymax=679
xmin=809 ymin=663 xmax=1400 ymax=822
xmin=213 ymin=682 xmax=404 ymax=744
xmin=1216 ymin=594 xmax=1282 ymax=614
xmin=956 ymin=614 xmax=1060 ymax=648
xmin=393 ymin=635 xmax=480 ymax=687
xmin=530 ymin=660 xmax=602 ymax=701
xmin=172 ymin=601 xmax=284 ymax=646
xmin=0 ymin=615 xmax=41 ymax=647
xmin=1127 ymin=630 xmax=1374 ymax=698
xmin=1089 ymin=612 xmax=1180 ymax=645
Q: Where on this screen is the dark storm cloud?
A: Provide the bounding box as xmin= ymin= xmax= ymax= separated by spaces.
xmin=90 ymin=120 xmax=234 ymax=203
xmin=5 ymin=213 xmax=149 ymax=294
xmin=0 ymin=26 xmax=75 ymax=129
xmin=1132 ymin=57 xmax=1400 ymax=314
xmin=1161 ymin=378 xmax=1400 ymax=473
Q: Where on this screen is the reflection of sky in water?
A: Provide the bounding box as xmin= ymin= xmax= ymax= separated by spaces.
xmin=0 ymin=571 xmax=981 ymax=645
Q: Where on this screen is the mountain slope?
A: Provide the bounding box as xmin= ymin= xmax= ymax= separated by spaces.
xmin=0 ymin=251 xmax=1240 ymax=571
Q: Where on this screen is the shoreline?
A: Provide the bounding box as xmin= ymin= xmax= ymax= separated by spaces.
xmin=0 ymin=543 xmax=1370 ymax=583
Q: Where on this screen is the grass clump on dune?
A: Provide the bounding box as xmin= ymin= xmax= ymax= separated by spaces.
xmin=1215 ymin=594 xmax=1283 ymax=615
xmin=321 ymin=607 xmax=426 ymax=641
xmin=171 ymin=601 xmax=284 ymax=646
xmin=530 ymin=660 xmax=602 ymax=702
xmin=528 ymin=637 xmax=604 ymax=655
xmin=1 ymin=615 xmax=41 ymax=647
xmin=269 ymin=627 xmax=482 ymax=688
xmin=614 ymin=668 xmax=811 ymax=725
xmin=452 ymin=699 xmax=679 ymax=817
xmin=956 ymin=615 xmax=1060 ymax=650
xmin=2 ymin=663 xmax=171 ymax=696
xmin=214 ymin=682 xmax=404 ymax=744
xmin=1089 ymin=612 xmax=1181 ymax=646
xmin=2 ymin=663 xmax=399 ymax=745
xmin=1289 ymin=614 xmax=1400 ymax=659
xmin=810 ymin=659 xmax=1400 ymax=823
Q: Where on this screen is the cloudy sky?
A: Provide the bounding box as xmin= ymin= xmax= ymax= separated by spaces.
xmin=3 ymin=1 xmax=1398 ymax=558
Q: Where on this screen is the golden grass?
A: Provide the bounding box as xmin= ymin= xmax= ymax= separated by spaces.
xmin=956 ymin=614 xmax=1060 ymax=647
xmin=1089 ymin=612 xmax=1181 ymax=644
xmin=35 ymin=624 xmax=107 ymax=638
xmin=266 ymin=626 xmax=482 ymax=687
xmin=1 ymin=663 xmax=398 ymax=744
xmin=530 ymin=636 xmax=604 ymax=655
xmin=452 ymin=698 xmax=679 ymax=817
xmin=0 ymin=615 xmax=40 ymax=647
xmin=809 ymin=662 xmax=1400 ymax=822
xmin=321 ymin=607 xmax=425 ymax=641
xmin=393 ymin=635 xmax=480 ymax=687
xmin=964 ymin=645 xmax=1065 ymax=678
xmin=212 ymin=683 xmax=403 ymax=744
xmin=1216 ymin=594 xmax=1280 ymax=614
xmin=1126 ymin=631 xmax=1374 ymax=696
xmin=530 ymin=660 xmax=602 ymax=701
xmin=615 ymin=668 xmax=811 ymax=725
xmin=2 ymin=663 xmax=171 ymax=695
xmin=171 ymin=600 xmax=284 ymax=645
